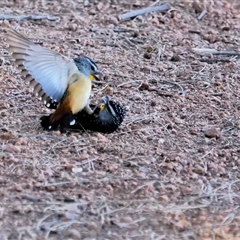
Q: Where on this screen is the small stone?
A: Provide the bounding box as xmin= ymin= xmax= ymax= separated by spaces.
xmin=8 ymin=155 xmax=19 ymax=163
xmin=108 ymin=16 xmax=118 ymax=25
xmin=176 ymin=219 xmax=190 ymax=229
xmin=122 ymin=216 xmax=133 ymax=223
xmin=88 ymin=221 xmax=100 ymax=232
xmin=194 ymin=165 xmax=205 ymax=174
xmin=0 ymin=132 xmax=15 ymax=140
xmin=189 ymin=128 xmax=198 ymax=135
xmin=24 ymin=195 xmax=39 ymax=202
xmin=65 ymin=164 xmax=75 ymax=170
xmin=2 ymin=20 xmax=10 ymax=27
xmin=165 ymin=163 xmax=174 ymax=170
xmin=143 ymin=52 xmax=151 ymax=59
xmin=174 ymin=117 xmax=183 ymax=124
xmin=157 ymin=195 xmax=169 ymax=202
xmin=158 ymin=138 xmax=165 ymax=144
xmin=78 ymin=154 xmax=89 ymax=161
xmin=84 ymin=0 xmax=90 ymax=7
xmin=45 ymin=186 xmax=56 ymax=192
xmin=69 ymin=135 xmax=77 ymax=141
xmin=95 ymin=171 xmax=106 ymax=177
xmin=108 ymin=164 xmax=118 ymax=172
xmin=1 ymin=111 xmax=9 ymax=117
xmin=15 ymin=137 xmax=28 ymax=146
xmin=104 ymin=86 xmax=114 ymax=95
xmin=0 ymin=102 xmax=10 ymax=109
xmin=222 ymin=26 xmax=230 ymax=31
xmin=204 ymin=127 xmax=220 ymax=138
xmin=170 ymin=55 xmax=181 ymax=62
xmin=181 ymin=187 xmax=192 ymax=195
xmin=12 ymin=184 xmax=23 ymax=192
xmin=12 ymin=205 xmax=23 ymax=214
xmin=24 ymin=205 xmax=34 ymax=213
xmin=68 ymin=23 xmax=78 ymax=31
xmin=96 ymin=133 xmax=108 ymax=143
xmin=151 ymin=101 xmax=156 ymax=107
xmin=67 ymin=229 xmax=81 ymax=239
xmin=139 ymin=167 xmax=149 ymax=173
xmin=139 ymin=82 xmax=149 ymax=90
xmin=72 ymin=167 xmax=83 ymax=173
xmin=151 ymin=67 xmax=159 ymax=73
xmin=150 ymin=157 xmax=156 ymax=163
xmin=192 ymin=1 xmax=205 ymax=13
xmin=53 ymin=130 xmax=61 ymax=136
xmin=5 ymin=144 xmax=21 ymax=153
xmin=146 ymin=45 xmax=153 ymax=52
xmin=97 ymin=2 xmax=104 ymax=11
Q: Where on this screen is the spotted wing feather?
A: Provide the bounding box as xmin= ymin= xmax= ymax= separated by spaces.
xmin=7 ymin=28 xmax=78 ymax=103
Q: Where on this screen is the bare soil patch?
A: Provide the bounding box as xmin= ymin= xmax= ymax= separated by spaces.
xmin=0 ymin=0 xmax=240 ymax=239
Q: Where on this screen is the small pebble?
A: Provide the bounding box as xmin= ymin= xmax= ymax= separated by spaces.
xmin=204 ymin=127 xmax=220 ymax=138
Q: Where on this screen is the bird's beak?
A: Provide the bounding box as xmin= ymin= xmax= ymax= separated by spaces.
xmin=93 ymin=70 xmax=104 ymax=81
xmin=94 ymin=70 xmax=104 ymax=76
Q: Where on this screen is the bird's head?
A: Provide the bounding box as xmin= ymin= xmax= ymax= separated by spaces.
xmin=98 ymin=96 xmax=126 ymax=124
xmin=74 ymin=56 xmax=103 ymax=80
xmin=74 ymin=96 xmax=126 ymax=133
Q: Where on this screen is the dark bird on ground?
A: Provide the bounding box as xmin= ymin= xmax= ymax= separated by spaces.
xmin=41 ymin=96 xmax=126 ymax=133
xmin=73 ymin=96 xmax=126 ymax=133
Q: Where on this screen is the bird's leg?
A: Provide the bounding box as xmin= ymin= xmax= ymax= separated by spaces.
xmin=83 ymin=104 xmax=94 ymax=115
xmin=83 ymin=97 xmax=106 ymax=115
xmin=83 ymin=98 xmax=97 ymax=114
xmin=91 ymin=97 xmax=107 ymax=112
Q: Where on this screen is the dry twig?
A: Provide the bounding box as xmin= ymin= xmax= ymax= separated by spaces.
xmin=0 ymin=14 xmax=59 ymax=21
xmin=119 ymin=3 xmax=171 ymax=21
xmin=143 ymin=87 xmax=174 ymax=97
xmin=198 ymin=58 xmax=231 ymax=64
xmin=198 ymin=10 xmax=207 ymax=20
xmin=192 ymin=48 xmax=240 ymax=56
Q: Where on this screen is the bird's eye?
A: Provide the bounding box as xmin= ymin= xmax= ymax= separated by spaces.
xmin=91 ymin=65 xmax=95 ymax=71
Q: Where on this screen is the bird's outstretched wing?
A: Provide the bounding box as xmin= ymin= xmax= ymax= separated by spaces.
xmin=7 ymin=28 xmax=78 ymax=102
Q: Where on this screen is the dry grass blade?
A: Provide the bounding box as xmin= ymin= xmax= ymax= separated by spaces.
xmin=119 ymin=3 xmax=171 ymax=21
xmin=198 ymin=10 xmax=207 ymax=20
xmin=0 ymin=14 xmax=59 ymax=21
xmin=192 ymin=48 xmax=240 ymax=56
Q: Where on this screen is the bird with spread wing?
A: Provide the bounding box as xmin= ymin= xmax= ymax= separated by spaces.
xmin=6 ymin=28 xmax=103 ymax=131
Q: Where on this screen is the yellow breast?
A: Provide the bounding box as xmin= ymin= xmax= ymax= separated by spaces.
xmin=67 ymin=74 xmax=92 ymax=114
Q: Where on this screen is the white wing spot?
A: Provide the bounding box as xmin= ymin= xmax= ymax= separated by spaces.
xmin=70 ymin=119 xmax=76 ymax=126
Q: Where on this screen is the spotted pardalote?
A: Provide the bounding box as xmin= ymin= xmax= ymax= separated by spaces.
xmin=6 ymin=28 xmax=103 ymax=130
xmin=40 ymin=96 xmax=126 ymax=133
xmin=73 ymin=96 xmax=126 ymax=133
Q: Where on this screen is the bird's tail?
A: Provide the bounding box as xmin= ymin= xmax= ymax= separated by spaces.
xmin=40 ymin=113 xmax=76 ymax=132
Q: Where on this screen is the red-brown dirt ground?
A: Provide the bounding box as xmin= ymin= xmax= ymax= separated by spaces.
xmin=0 ymin=0 xmax=240 ymax=239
